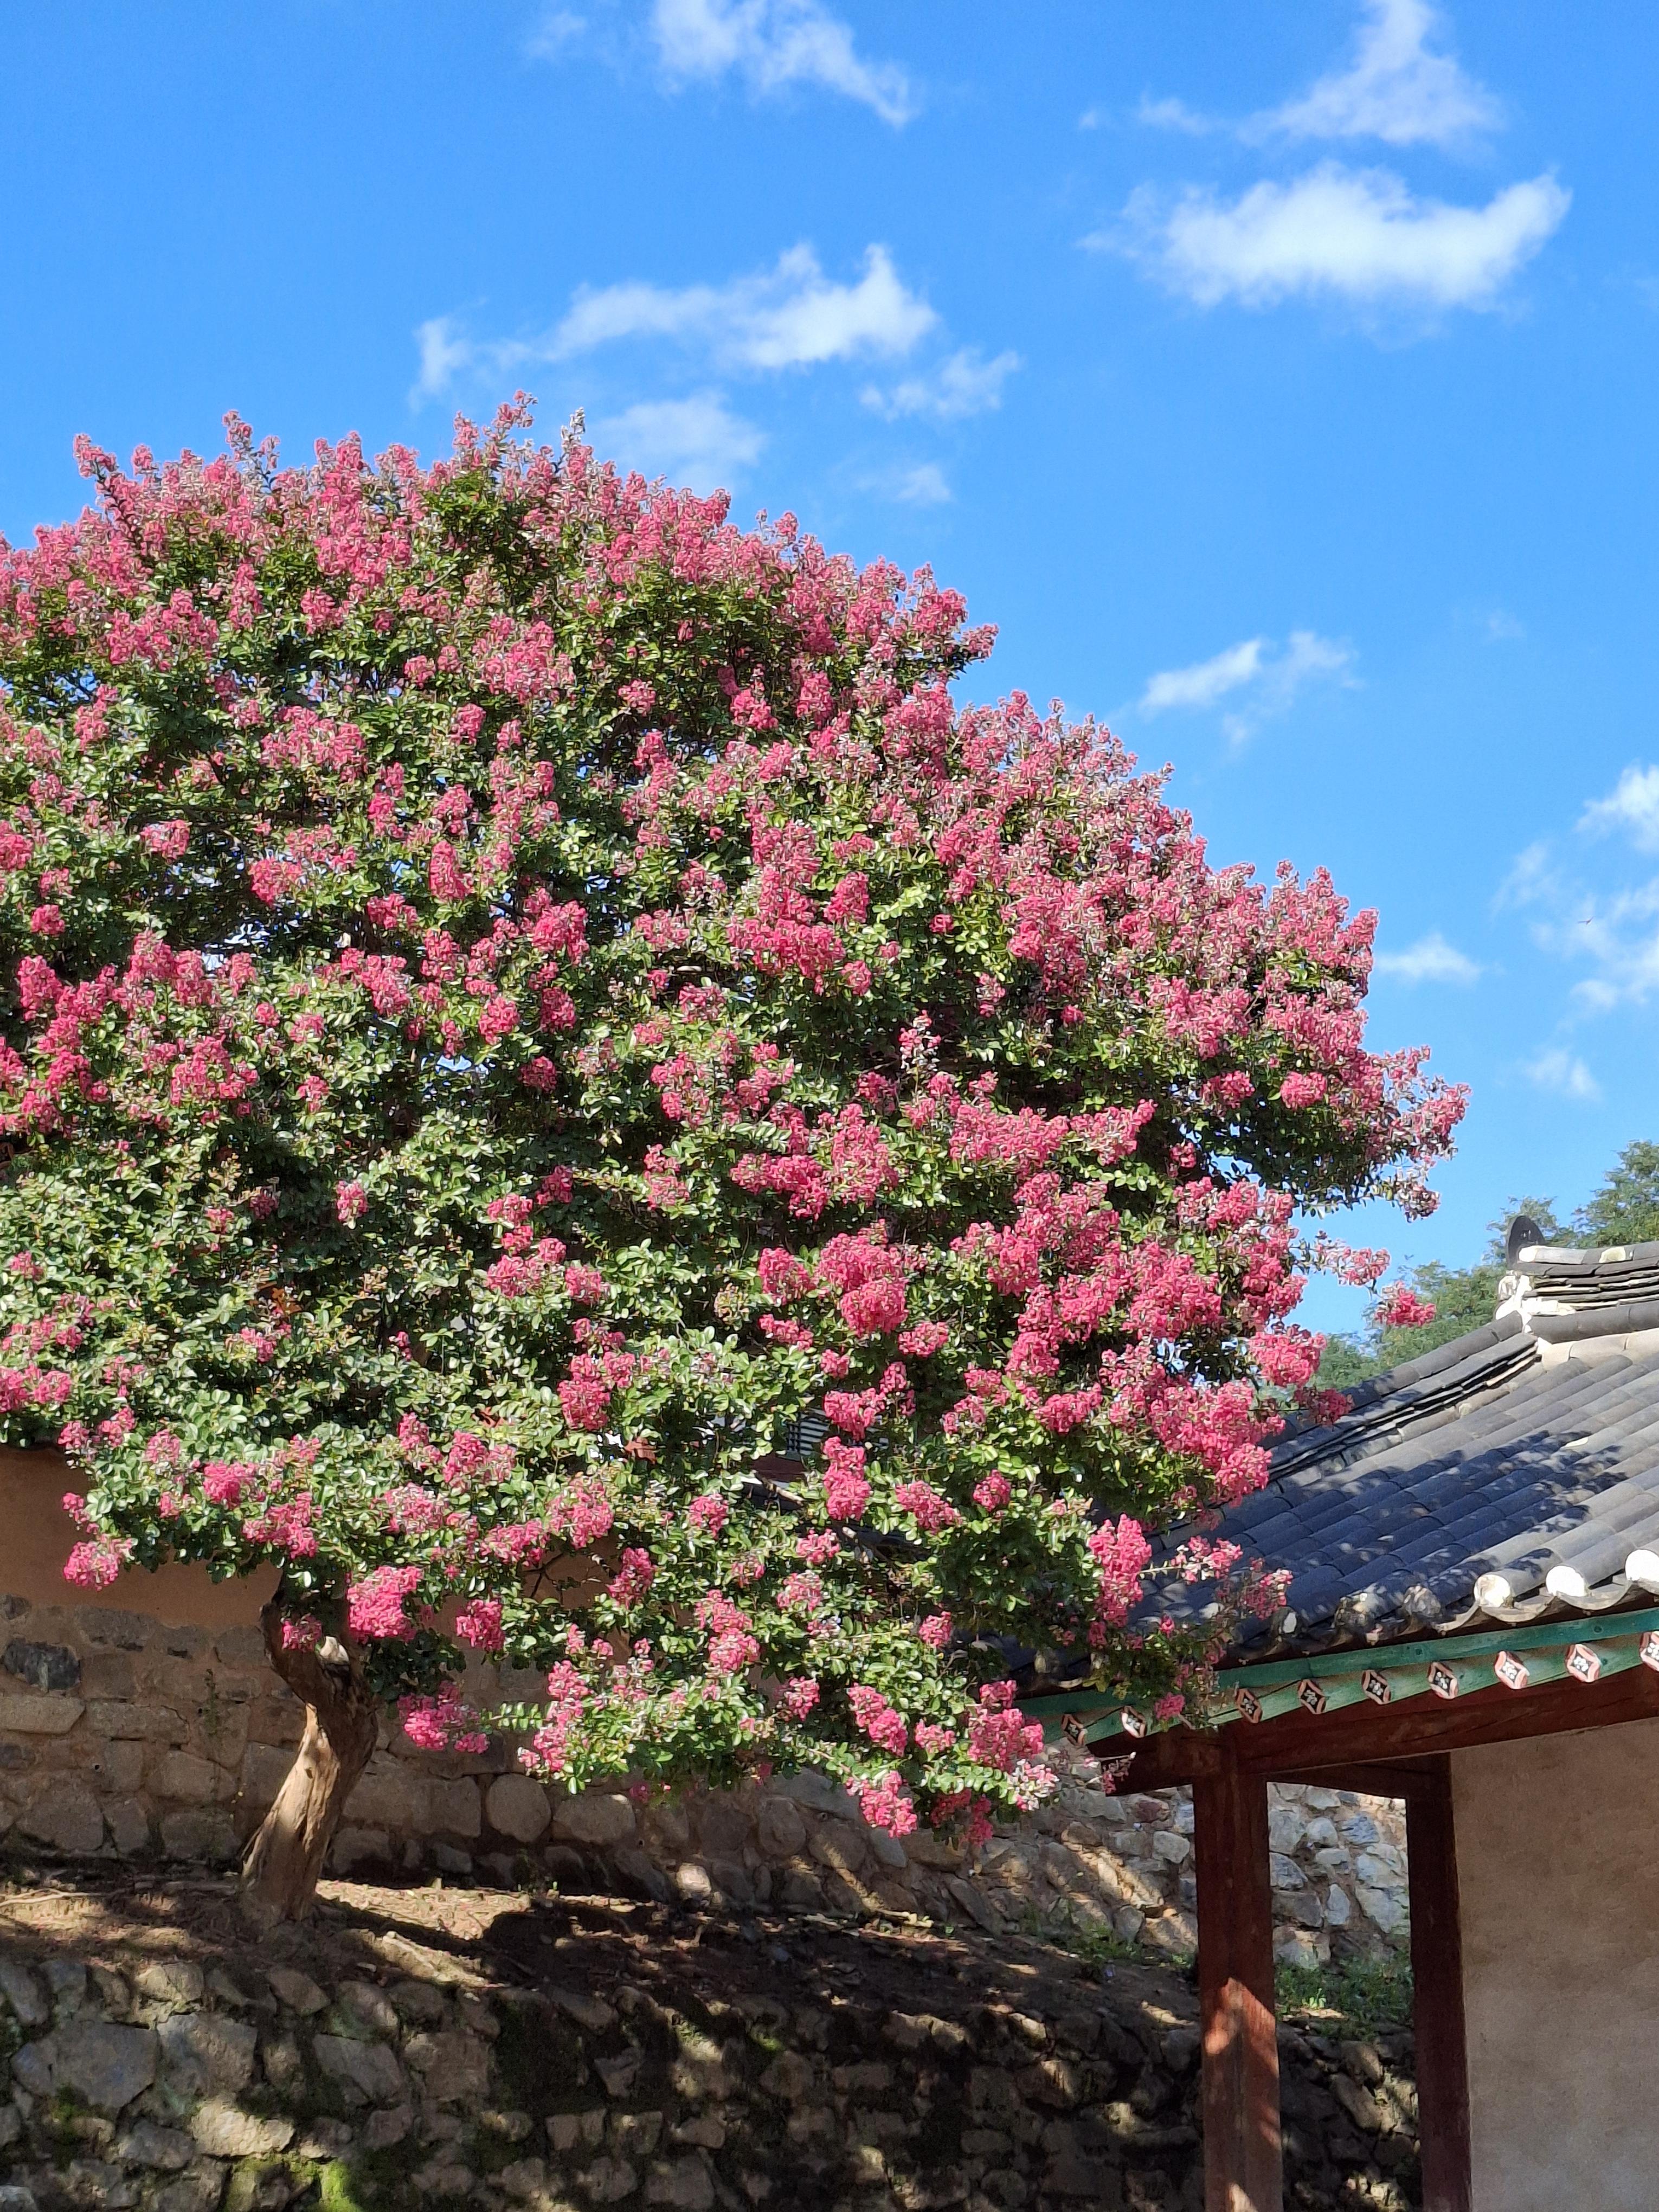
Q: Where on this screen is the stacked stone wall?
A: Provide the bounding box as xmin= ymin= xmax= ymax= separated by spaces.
xmin=0 ymin=1877 xmax=1420 ymax=2211
xmin=0 ymin=1590 xmax=1410 ymax=1964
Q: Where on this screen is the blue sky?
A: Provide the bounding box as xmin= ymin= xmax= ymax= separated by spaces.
xmin=3 ymin=0 xmax=1657 ymax=1328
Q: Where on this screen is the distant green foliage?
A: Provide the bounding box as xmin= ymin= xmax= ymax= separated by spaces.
xmin=1318 ymin=1258 xmax=1506 ymax=1386
xmin=1575 ymin=1141 xmax=1659 ymax=1247
xmin=1317 ymin=1193 xmax=1567 ymax=1387
xmin=1317 ymin=1146 xmax=1659 ymax=1390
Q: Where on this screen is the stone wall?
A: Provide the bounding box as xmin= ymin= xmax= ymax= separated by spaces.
xmin=0 ymin=1874 xmax=1421 ymax=2212
xmin=0 ymin=1587 xmax=1410 ymax=1966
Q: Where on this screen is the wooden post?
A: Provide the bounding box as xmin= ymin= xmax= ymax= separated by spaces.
xmin=1407 ymin=1759 xmax=1472 ymax=2212
xmin=1194 ymin=1751 xmax=1282 ymax=2212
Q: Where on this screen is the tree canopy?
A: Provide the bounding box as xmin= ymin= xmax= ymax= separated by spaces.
xmin=0 ymin=409 xmax=1462 ymax=1891
xmin=1577 ymin=1141 xmax=1659 ymax=1248
xmin=1318 ymin=1141 xmax=1659 ymax=1386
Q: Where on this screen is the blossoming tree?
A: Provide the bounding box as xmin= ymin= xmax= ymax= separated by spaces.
xmin=0 ymin=406 xmax=1463 ymax=1918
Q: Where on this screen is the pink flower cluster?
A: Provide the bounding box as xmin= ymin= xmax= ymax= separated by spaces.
xmin=455 ymin=1598 xmax=505 ymax=1651
xmin=821 ymin=1438 xmax=871 ymax=1520
xmin=847 ymin=1683 xmax=909 ymax=1757
xmin=687 ymin=1493 xmax=729 ymax=1538
xmin=1088 ymin=1514 xmax=1153 ymax=1631
xmin=1377 ymin=1281 xmax=1437 ymax=1330
xmin=859 ymin=1772 xmax=918 ymax=1837
xmin=696 ymin=1590 xmax=760 ymax=1675
xmin=400 ymin=1685 xmax=488 ymax=1756
xmin=346 ymin=1564 xmax=423 ymax=1642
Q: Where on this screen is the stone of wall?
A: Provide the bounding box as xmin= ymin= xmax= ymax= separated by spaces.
xmin=0 ymin=1876 xmax=1420 ymax=2211
xmin=0 ymin=1590 xmax=1409 ymax=1964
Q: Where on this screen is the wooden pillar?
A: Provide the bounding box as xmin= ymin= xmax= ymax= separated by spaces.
xmin=1406 ymin=1760 xmax=1472 ymax=2212
xmin=1194 ymin=1752 xmax=1282 ymax=2212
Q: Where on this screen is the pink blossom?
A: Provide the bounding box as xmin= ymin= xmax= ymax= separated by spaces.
xmin=822 ymin=1438 xmax=871 ymax=1520
xmin=848 ymin=1684 xmax=909 ymax=1756
xmin=1088 ymin=1515 xmax=1153 ymax=1627
xmin=966 ymin=1680 xmax=1047 ymax=1776
xmin=558 ymin=1476 xmax=615 ymax=1549
xmin=608 ymin=1547 xmax=655 ymax=1606
xmin=346 ymin=1564 xmax=422 ymax=1642
xmin=758 ymin=1247 xmax=813 ymax=1302
xmin=688 ymin=1493 xmax=729 ymax=1538
xmin=428 ymin=841 xmax=470 ymax=901
xmin=1278 ymin=1072 xmax=1329 ymax=1109
xmin=1377 ymin=1282 xmax=1436 ymax=1329
xmin=898 ymin=1320 xmax=949 ymax=1358
xmin=917 ymin=1612 xmax=953 ymax=1650
xmin=400 ymin=1685 xmax=488 ymax=1756
xmin=63 ymin=1536 xmax=132 ymax=1589
xmin=859 ymin=1772 xmax=918 ymax=1837
xmin=336 ymin=1180 xmax=366 ymax=1226
xmin=202 ymin=1460 xmax=254 ymax=1507
xmin=779 ymin=1676 xmax=820 ymax=1719
xmin=892 ymin=1481 xmax=960 ymax=1534
xmin=479 ymin=993 xmax=518 ymax=1041
xmin=973 ymin=1471 xmax=1011 ymax=1513
xmin=698 ymin=1590 xmax=760 ymax=1674
xmin=456 ymin=1598 xmax=505 ymax=1651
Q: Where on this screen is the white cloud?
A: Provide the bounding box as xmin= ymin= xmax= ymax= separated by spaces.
xmin=1137 ymin=94 xmax=1217 ymax=136
xmin=1140 ymin=636 xmax=1266 ymax=713
xmin=411 ymin=317 xmax=478 ymax=404
xmin=526 ymin=9 xmax=586 ymax=58
xmin=1138 ymin=629 xmax=1355 ymax=743
xmin=1496 ymin=839 xmax=1557 ymax=910
xmin=888 ymin=462 xmax=951 ymax=505
xmin=589 ymin=393 xmax=765 ymax=491
xmin=1373 ymin=931 xmax=1481 ymax=985
xmin=1253 ymin=0 xmax=1501 ymax=149
xmin=650 ymin=0 xmax=914 ymax=125
xmin=1497 ymin=832 xmax=1659 ymax=1010
xmin=1580 ymin=764 xmax=1659 ymax=853
xmin=553 ymin=245 xmax=935 ymax=369
xmin=1116 ymin=163 xmax=1568 ymax=312
xmin=860 ymin=347 xmax=1020 ymax=422
xmin=1483 ymin=607 xmax=1525 ymax=641
xmin=412 ymin=245 xmax=937 ymax=413
xmin=1526 ymin=1048 xmax=1601 ymax=1103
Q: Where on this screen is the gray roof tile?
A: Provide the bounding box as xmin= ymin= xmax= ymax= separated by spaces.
xmin=1157 ymin=1251 xmax=1659 ymax=1655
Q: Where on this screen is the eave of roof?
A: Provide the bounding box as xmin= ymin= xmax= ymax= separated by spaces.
xmin=1029 ymin=1600 xmax=1659 ymax=1755
xmin=1130 ymin=1234 xmax=1659 ymax=1669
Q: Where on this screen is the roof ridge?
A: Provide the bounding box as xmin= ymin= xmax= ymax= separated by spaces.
xmin=1517 ymin=1237 xmax=1659 ymax=1269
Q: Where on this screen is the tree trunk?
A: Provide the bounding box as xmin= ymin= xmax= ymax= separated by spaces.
xmin=240 ymin=1602 xmax=380 ymax=1923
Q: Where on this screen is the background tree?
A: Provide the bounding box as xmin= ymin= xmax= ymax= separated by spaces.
xmin=1317 ymin=1191 xmax=1576 ymax=1384
xmin=0 ymin=409 xmax=1462 ymax=1918
xmin=1576 ymin=1140 xmax=1659 ymax=1246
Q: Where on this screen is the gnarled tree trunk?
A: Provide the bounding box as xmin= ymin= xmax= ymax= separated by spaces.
xmin=240 ymin=1601 xmax=379 ymax=1922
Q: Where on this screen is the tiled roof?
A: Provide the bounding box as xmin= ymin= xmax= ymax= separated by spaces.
xmin=1161 ymin=1238 xmax=1659 ymax=1662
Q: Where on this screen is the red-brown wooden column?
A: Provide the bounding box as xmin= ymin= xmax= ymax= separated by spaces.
xmin=1406 ymin=1760 xmax=1472 ymax=2212
xmin=1194 ymin=1748 xmax=1282 ymax=2212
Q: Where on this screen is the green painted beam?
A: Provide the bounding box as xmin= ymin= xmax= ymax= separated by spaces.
xmin=1036 ymin=1613 xmax=1658 ymax=1752
xmin=1026 ymin=1600 xmax=1659 ymax=1751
